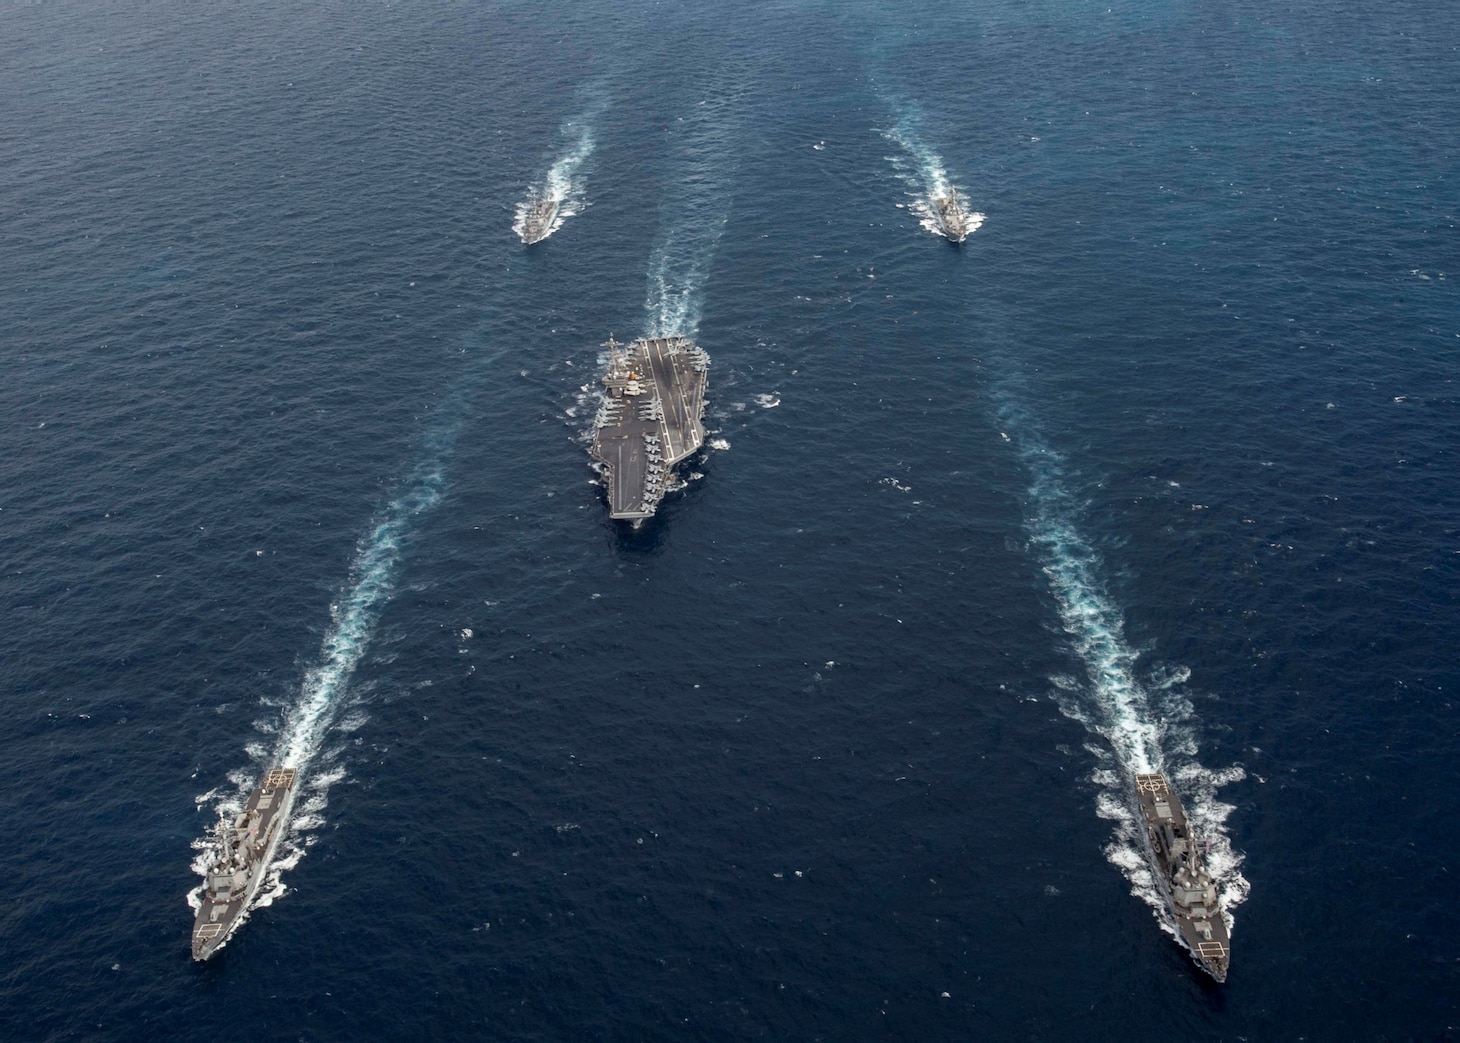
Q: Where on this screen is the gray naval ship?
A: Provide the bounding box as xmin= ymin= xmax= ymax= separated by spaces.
xmin=191 ymin=767 xmax=297 ymax=960
xmin=519 ymin=194 xmax=559 ymax=245
xmin=932 ymin=189 xmax=974 ymax=243
xmin=1134 ymin=772 xmax=1231 ymax=981
xmin=590 ymin=335 xmax=710 ymax=522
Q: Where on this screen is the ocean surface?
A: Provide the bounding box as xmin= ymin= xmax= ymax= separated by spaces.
xmin=3 ymin=0 xmax=1457 ymax=1038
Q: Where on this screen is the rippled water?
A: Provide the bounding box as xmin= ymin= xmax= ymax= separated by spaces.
xmin=3 ymin=0 xmax=1457 ymax=1038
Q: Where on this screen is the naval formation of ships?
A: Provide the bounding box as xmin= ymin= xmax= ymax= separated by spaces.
xmin=193 ymin=767 xmax=1233 ymax=980
xmin=188 ymin=163 xmax=1235 ymax=983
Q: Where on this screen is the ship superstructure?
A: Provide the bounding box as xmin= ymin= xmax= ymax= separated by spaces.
xmin=1134 ymin=772 xmax=1231 ymax=982
xmin=191 ymin=767 xmax=297 ymax=961
xmin=932 ymin=190 xmax=974 ymax=243
xmin=590 ymin=335 xmax=710 ymax=522
xmin=519 ymin=195 xmax=559 ymax=245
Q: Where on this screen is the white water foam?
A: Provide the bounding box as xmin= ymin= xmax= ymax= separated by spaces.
xmin=512 ymin=100 xmax=602 ymax=243
xmin=190 ymin=443 xmax=453 ymax=916
xmin=280 ymin=458 xmax=446 ymax=770
xmin=1004 ymin=417 xmax=1249 ymax=937
xmin=568 ymin=86 xmax=742 ymax=458
xmin=881 ymin=108 xmax=986 ymax=240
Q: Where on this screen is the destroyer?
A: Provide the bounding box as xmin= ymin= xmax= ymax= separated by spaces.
xmin=590 ymin=335 xmax=710 ymax=522
xmin=1134 ymin=772 xmax=1231 ymax=981
xmin=191 ymin=767 xmax=297 ymax=960
xmin=931 ymin=190 xmax=974 ymax=243
xmin=519 ymin=195 xmax=559 ymax=245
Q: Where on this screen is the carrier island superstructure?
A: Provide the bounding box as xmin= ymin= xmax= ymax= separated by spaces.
xmin=1134 ymin=772 xmax=1231 ymax=982
xmin=590 ymin=336 xmax=710 ymax=521
xmin=191 ymin=767 xmax=297 ymax=960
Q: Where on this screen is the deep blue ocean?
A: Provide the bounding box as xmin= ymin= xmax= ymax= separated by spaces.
xmin=3 ymin=0 xmax=1457 ymax=1038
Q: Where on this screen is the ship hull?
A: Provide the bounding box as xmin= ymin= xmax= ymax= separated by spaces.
xmin=932 ymin=193 xmax=971 ymax=243
xmin=192 ymin=768 xmax=297 ymax=961
xmin=590 ymin=336 xmax=709 ymax=520
xmin=1134 ymin=773 xmax=1231 ymax=982
xmin=935 ymin=205 xmax=969 ymax=242
xmin=520 ymin=198 xmax=560 ymax=245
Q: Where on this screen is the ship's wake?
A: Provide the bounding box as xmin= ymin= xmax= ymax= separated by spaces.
xmin=881 ymin=109 xmax=985 ymax=240
xmin=513 ymin=107 xmax=600 ymax=243
xmin=1002 ymin=410 xmax=1249 ymax=943
xmin=570 ymin=85 xmax=742 ymax=456
xmin=277 ymin=456 xmax=446 ymax=771
xmin=643 ymin=85 xmax=745 ymax=339
xmin=190 ymin=428 xmax=458 ymax=922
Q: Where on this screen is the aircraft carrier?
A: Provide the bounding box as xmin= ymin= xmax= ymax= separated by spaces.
xmin=932 ymin=190 xmax=974 ymax=243
xmin=191 ymin=767 xmax=297 ymax=961
xmin=590 ymin=335 xmax=710 ymax=521
xmin=519 ymin=195 xmax=559 ymax=245
xmin=1134 ymin=772 xmax=1231 ymax=982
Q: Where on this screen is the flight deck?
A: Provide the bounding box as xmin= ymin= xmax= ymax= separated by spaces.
xmin=590 ymin=336 xmax=710 ymax=521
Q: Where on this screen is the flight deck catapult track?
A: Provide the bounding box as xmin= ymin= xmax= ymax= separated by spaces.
xmin=589 ymin=335 xmax=710 ymax=521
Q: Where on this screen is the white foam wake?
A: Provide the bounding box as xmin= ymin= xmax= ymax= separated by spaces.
xmin=513 ymin=106 xmax=600 ymax=243
xmin=191 ymin=440 xmax=454 ymax=914
xmin=881 ymin=108 xmax=986 ymax=239
xmin=278 ymin=458 xmax=445 ymax=769
xmin=643 ymin=87 xmax=744 ymax=338
xmin=1004 ymin=415 xmax=1249 ymax=934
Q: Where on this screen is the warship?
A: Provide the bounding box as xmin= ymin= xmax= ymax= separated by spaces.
xmin=1134 ymin=772 xmax=1231 ymax=982
xmin=932 ymin=190 xmax=974 ymax=243
xmin=191 ymin=767 xmax=297 ymax=961
xmin=519 ymin=194 xmax=559 ymax=245
xmin=590 ymin=335 xmax=710 ymax=522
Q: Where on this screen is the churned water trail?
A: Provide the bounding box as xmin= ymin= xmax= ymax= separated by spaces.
xmin=880 ymin=103 xmax=985 ymax=240
xmin=1014 ymin=425 xmax=1161 ymax=773
xmin=998 ymin=402 xmax=1249 ymax=934
xmin=643 ymin=83 xmax=745 ymax=338
xmin=275 ymin=453 xmax=449 ymax=771
xmin=189 ymin=434 xmax=454 ymax=914
xmin=513 ymin=92 xmax=606 ymax=243
xmin=189 ymin=346 xmax=504 ymax=917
